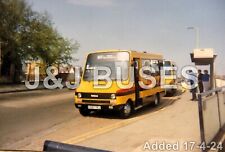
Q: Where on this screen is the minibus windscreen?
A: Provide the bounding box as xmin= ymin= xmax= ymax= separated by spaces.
xmin=83 ymin=52 xmax=129 ymax=81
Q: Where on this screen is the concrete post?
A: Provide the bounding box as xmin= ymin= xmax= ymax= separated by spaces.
xmin=210 ymin=62 xmax=214 ymax=89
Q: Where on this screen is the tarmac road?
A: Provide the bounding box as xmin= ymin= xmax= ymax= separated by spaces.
xmin=0 ymin=89 xmax=176 ymax=150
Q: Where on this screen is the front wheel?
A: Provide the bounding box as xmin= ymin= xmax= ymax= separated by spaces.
xmin=120 ymin=102 xmax=133 ymax=118
xmin=79 ymin=107 xmax=90 ymax=116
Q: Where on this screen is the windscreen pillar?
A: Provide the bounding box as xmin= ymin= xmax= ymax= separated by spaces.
xmin=190 ymin=48 xmax=217 ymax=90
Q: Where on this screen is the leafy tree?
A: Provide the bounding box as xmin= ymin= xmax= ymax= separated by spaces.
xmin=0 ymin=0 xmax=79 ymax=82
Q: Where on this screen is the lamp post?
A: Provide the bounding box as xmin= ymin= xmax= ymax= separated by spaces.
xmin=187 ymin=26 xmax=200 ymax=49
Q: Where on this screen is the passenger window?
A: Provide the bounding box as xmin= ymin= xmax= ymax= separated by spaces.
xmin=142 ymin=59 xmax=160 ymax=76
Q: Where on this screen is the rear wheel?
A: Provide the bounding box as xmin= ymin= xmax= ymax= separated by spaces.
xmin=120 ymin=101 xmax=133 ymax=118
xmin=79 ymin=107 xmax=90 ymax=116
xmin=154 ymin=93 xmax=161 ymax=106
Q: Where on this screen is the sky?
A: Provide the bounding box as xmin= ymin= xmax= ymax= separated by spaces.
xmin=26 ymin=0 xmax=225 ymax=75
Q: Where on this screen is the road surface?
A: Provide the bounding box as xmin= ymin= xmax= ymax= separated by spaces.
xmin=0 ymin=89 xmax=176 ymax=150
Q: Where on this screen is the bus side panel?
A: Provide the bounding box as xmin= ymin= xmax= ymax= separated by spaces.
xmin=116 ymin=93 xmax=135 ymax=106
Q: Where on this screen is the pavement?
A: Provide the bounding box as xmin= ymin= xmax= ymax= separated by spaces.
xmin=216 ymin=79 xmax=225 ymax=88
xmin=0 ymin=83 xmax=45 ymax=93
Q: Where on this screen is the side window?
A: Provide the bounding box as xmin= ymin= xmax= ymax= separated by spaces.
xmin=142 ymin=59 xmax=151 ymax=75
xmin=142 ymin=59 xmax=160 ymax=76
xmin=142 ymin=59 xmax=151 ymax=67
xmin=171 ymin=64 xmax=176 ymax=76
xmin=151 ymin=60 xmax=160 ymax=75
xmin=164 ymin=61 xmax=172 ymax=75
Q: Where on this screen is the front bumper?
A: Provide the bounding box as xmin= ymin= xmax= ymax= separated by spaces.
xmin=74 ymin=103 xmax=124 ymax=111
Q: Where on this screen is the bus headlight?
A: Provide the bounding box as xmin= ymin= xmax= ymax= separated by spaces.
xmin=111 ymin=94 xmax=116 ymax=99
xmin=78 ymin=93 xmax=82 ymax=98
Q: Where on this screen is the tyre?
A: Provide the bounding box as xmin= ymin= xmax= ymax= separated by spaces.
xmin=154 ymin=93 xmax=161 ymax=106
xmin=120 ymin=101 xmax=133 ymax=118
xmin=79 ymin=107 xmax=90 ymax=116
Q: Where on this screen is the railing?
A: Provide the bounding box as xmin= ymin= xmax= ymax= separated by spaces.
xmin=197 ymin=86 xmax=225 ymax=151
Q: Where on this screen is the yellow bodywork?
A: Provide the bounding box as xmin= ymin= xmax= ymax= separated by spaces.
xmin=163 ymin=60 xmax=177 ymax=92
xmin=75 ymin=50 xmax=165 ymax=107
xmin=75 ymin=81 xmax=135 ymax=106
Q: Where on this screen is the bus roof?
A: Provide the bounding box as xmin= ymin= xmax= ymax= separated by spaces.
xmin=93 ymin=49 xmax=163 ymax=60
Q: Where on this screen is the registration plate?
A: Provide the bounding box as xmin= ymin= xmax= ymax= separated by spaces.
xmin=88 ymin=105 xmax=101 ymax=110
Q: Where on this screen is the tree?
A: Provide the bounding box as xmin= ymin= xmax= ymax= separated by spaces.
xmin=0 ymin=0 xmax=78 ymax=83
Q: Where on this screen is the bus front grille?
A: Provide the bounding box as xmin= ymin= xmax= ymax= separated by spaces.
xmin=79 ymin=93 xmax=112 ymax=99
xmin=82 ymin=100 xmax=110 ymax=104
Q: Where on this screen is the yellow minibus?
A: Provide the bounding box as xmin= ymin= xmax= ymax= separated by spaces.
xmin=75 ymin=50 xmax=165 ymax=118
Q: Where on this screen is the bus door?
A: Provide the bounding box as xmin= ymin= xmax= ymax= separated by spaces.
xmin=133 ymin=58 xmax=142 ymax=106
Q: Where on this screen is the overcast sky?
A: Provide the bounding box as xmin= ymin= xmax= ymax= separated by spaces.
xmin=26 ymin=0 xmax=225 ymax=75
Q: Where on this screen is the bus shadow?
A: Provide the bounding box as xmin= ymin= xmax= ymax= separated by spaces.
xmin=165 ymin=89 xmax=184 ymax=97
xmin=88 ymin=98 xmax=177 ymax=119
xmin=132 ymin=98 xmax=177 ymax=118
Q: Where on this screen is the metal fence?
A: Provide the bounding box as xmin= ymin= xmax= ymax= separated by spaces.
xmin=197 ymin=86 xmax=225 ymax=151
